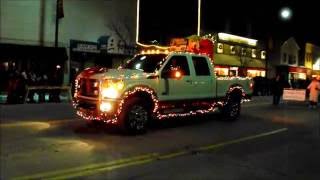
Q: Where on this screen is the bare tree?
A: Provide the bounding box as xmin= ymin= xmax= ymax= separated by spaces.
xmin=237 ymin=46 xmax=250 ymax=76
xmin=107 ymin=16 xmax=134 ymax=47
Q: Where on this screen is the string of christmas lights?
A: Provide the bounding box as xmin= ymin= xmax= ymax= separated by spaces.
xmin=74 ymin=85 xmax=251 ymax=124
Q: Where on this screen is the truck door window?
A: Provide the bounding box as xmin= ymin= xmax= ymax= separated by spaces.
xmin=163 ymin=56 xmax=190 ymax=76
xmin=192 ymin=57 xmax=210 ymax=76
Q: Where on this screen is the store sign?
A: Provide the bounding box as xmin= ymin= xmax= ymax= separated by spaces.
xmin=98 ymin=36 xmax=136 ymax=55
xmin=70 ymin=40 xmax=99 ymax=53
xmin=170 ymin=38 xmax=188 ymax=51
xmin=283 ymin=88 xmax=306 ymax=101
xmin=288 ymin=66 xmax=308 ymax=73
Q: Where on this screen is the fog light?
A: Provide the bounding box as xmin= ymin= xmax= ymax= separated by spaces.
xmin=100 ymin=102 xmax=112 ymax=112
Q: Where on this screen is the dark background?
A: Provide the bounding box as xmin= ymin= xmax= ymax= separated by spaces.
xmin=139 ymin=0 xmax=320 ymax=46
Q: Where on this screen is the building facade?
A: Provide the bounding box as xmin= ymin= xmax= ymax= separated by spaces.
xmin=304 ymin=43 xmax=320 ymax=79
xmin=212 ymin=33 xmax=266 ymax=78
xmin=0 ymin=0 xmax=137 ymax=85
xmin=267 ymin=37 xmax=311 ymax=87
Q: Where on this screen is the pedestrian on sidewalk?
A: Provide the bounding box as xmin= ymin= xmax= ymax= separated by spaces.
xmin=272 ymin=74 xmax=284 ymax=105
xmin=307 ymin=77 xmax=320 ymax=109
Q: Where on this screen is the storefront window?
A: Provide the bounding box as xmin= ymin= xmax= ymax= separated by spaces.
xmin=229 ymin=67 xmax=238 ymax=76
xmin=247 ymin=69 xmax=266 ymax=77
xmin=214 ymin=67 xmax=229 ymax=76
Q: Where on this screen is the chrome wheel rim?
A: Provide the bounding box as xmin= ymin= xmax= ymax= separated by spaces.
xmin=128 ymin=105 xmax=148 ymax=130
xmin=229 ymin=102 xmax=240 ymax=118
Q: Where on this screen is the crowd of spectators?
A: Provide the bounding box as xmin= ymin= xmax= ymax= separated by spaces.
xmin=252 ymin=76 xmax=312 ymax=96
xmin=1 ymin=67 xmax=63 ymax=104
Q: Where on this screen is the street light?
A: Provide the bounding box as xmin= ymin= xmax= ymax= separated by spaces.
xmin=279 ymin=7 xmax=292 ymax=21
xmin=197 ymin=0 xmax=201 ymax=36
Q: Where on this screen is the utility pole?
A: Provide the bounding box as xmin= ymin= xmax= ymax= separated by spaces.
xmin=55 ymin=0 xmax=64 ymax=47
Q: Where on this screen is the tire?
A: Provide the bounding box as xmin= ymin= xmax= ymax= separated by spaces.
xmin=86 ymin=120 xmax=103 ymax=128
xmin=222 ymin=96 xmax=241 ymax=121
xmin=118 ymin=97 xmax=150 ymax=134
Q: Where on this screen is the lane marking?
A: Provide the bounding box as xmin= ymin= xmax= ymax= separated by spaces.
xmin=0 ymin=119 xmax=75 ymax=128
xmin=14 ymin=128 xmax=288 ymax=180
xmin=197 ymin=128 xmax=288 ymax=151
xmin=14 ymin=153 xmax=158 ymax=180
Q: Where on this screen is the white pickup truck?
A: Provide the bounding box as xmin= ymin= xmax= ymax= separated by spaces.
xmin=73 ymin=52 xmax=253 ymax=133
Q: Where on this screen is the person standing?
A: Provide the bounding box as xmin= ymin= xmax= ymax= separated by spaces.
xmin=307 ymin=77 xmax=320 ymax=109
xmin=272 ymin=75 xmax=284 ymax=105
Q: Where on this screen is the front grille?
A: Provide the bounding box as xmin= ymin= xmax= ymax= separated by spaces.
xmin=78 ymin=101 xmax=97 ymax=110
xmin=79 ymin=78 xmax=99 ymax=98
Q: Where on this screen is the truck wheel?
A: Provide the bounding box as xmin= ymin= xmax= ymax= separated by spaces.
xmin=86 ymin=120 xmax=102 ymax=128
xmin=119 ymin=97 xmax=149 ymax=134
xmin=222 ymin=97 xmax=241 ymax=121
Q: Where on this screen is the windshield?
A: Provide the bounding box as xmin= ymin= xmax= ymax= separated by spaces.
xmin=123 ymin=54 xmax=167 ymax=73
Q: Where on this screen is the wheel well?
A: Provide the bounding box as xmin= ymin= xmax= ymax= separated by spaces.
xmin=128 ymin=91 xmax=155 ymax=112
xmin=227 ymin=87 xmax=243 ymax=102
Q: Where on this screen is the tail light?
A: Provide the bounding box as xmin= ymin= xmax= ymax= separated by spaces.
xmin=249 ymin=81 xmax=254 ymax=90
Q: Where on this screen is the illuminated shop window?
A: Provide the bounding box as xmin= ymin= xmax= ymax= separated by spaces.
xmin=214 ymin=67 xmax=229 ymax=76
xmin=298 ymin=73 xmax=306 ymax=80
xmin=230 ymin=46 xmax=236 ymax=54
xmin=217 ymin=43 xmax=223 ymax=53
xmin=261 ymin=51 xmax=266 ymax=59
xmin=229 ymin=67 xmax=238 ymax=76
xmin=247 ymin=70 xmax=266 ymax=77
xmin=313 ymin=58 xmax=320 ymax=70
xmin=252 ymin=49 xmax=256 ymax=58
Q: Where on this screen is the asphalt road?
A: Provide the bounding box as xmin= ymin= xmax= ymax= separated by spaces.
xmin=0 ymin=97 xmax=319 ymax=179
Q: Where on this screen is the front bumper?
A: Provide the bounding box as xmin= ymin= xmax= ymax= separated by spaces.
xmin=74 ymin=96 xmax=120 ymax=124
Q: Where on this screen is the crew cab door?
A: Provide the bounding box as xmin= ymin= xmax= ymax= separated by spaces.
xmin=159 ymin=55 xmax=194 ymax=101
xmin=190 ymin=56 xmax=214 ymax=99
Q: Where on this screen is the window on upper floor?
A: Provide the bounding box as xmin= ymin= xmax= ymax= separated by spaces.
xmin=288 ymin=55 xmax=296 ymax=65
xmin=230 ymin=46 xmax=236 ymax=55
xmin=252 ymin=49 xmax=257 ymax=58
xmin=282 ymin=53 xmax=287 ymax=63
xmin=261 ymin=51 xmax=266 ymax=59
xmin=217 ymin=43 xmax=223 ymax=53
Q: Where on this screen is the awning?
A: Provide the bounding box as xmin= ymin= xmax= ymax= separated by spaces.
xmin=214 ymin=54 xmax=241 ymax=66
xmin=247 ymin=58 xmax=265 ymax=68
xmin=214 ymin=54 xmax=265 ymax=69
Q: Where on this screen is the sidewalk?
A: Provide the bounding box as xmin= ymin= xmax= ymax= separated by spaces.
xmin=250 ymin=96 xmax=273 ymax=103
xmin=249 ymin=95 xmax=311 ymax=107
xmin=0 ymin=103 xmax=77 ymax=123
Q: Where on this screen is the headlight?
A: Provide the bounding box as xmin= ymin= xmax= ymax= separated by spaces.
xmin=101 ymin=87 xmax=118 ymax=99
xmin=101 ymin=80 xmax=124 ymax=99
xmin=100 ymin=102 xmax=112 ymax=112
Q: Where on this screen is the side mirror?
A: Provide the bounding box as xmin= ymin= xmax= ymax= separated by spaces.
xmin=161 ymin=68 xmax=183 ymax=80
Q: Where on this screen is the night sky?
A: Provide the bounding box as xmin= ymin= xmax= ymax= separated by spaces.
xmin=139 ymin=0 xmax=320 ymax=47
